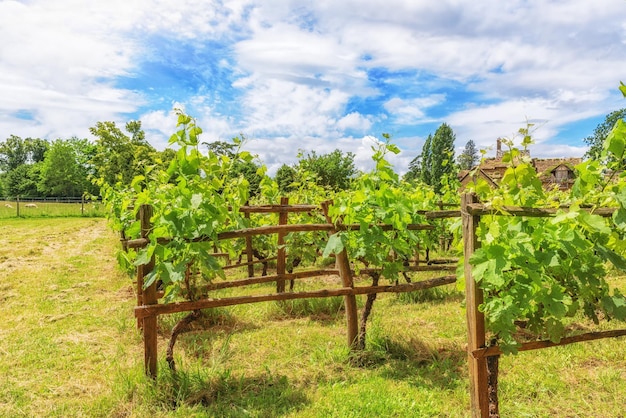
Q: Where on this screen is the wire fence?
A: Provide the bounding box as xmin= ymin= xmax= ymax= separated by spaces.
xmin=0 ymin=196 xmax=106 ymax=218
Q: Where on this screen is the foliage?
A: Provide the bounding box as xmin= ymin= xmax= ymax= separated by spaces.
xmin=405 ymin=124 xmax=458 ymax=193
xmin=327 ymin=134 xmax=441 ymax=280
xmin=90 ymin=120 xmax=156 ymax=189
xmin=583 ymin=108 xmax=626 ymax=165
xmin=113 ymin=113 xmax=253 ymax=302
xmin=275 ymin=163 xmax=297 ymax=194
xmin=38 ymin=138 xmax=96 ymax=197
xmin=297 ymin=148 xmax=357 ymax=191
xmin=0 ymin=135 xmax=50 ymax=197
xmin=458 ymin=139 xmax=479 ymax=170
xmin=467 ymin=121 xmax=626 ymax=353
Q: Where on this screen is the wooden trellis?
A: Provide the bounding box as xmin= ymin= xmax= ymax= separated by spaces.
xmin=461 ymin=193 xmax=626 ymax=417
xmin=125 ymin=201 xmax=459 ymax=378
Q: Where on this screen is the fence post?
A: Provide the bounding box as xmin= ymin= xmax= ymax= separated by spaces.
xmin=139 ymin=204 xmax=158 ymax=378
xmin=244 ymin=203 xmax=255 ymax=277
xmin=462 ymin=193 xmax=489 ymax=417
xmin=322 ymin=201 xmax=359 ymax=349
xmin=276 ymin=196 xmax=289 ymax=293
xmin=16 ymin=196 xmax=20 ymax=217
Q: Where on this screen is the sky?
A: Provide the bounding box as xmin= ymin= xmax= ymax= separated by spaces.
xmin=1 ymin=0 xmax=626 ymax=175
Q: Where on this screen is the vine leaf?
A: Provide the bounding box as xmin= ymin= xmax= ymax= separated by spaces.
xmin=323 ymin=233 xmax=344 ymax=258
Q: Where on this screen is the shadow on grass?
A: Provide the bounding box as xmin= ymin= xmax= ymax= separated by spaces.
xmin=351 ymin=335 xmax=466 ymax=391
xmin=155 ymin=368 xmax=309 ymax=417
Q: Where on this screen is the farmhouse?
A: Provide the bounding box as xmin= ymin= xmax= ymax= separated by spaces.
xmin=459 ymin=139 xmax=581 ymax=190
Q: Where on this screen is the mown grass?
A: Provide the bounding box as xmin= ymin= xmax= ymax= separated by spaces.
xmin=2 ymin=218 xmax=626 ymax=417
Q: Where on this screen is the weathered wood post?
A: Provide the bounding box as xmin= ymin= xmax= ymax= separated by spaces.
xmin=322 ymin=201 xmax=359 ymax=349
xmin=276 ymin=197 xmax=289 ymax=293
xmin=244 ymin=205 xmax=255 ymax=278
xmin=139 ymin=204 xmax=158 ymax=378
xmin=462 ymin=193 xmax=489 ymax=417
xmin=16 ymin=196 xmax=20 ymax=217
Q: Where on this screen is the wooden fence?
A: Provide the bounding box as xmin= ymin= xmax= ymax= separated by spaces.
xmin=461 ymin=193 xmax=626 ymax=417
xmin=124 ymin=199 xmax=459 ymax=379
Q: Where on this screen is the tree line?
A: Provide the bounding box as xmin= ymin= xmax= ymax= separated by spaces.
xmin=1 ymin=110 xmax=622 ymax=199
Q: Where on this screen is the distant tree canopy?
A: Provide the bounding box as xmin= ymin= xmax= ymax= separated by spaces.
xmin=297 ymin=149 xmax=356 ymax=191
xmin=458 ymin=139 xmax=479 ymax=170
xmin=0 ymin=136 xmax=50 ymax=197
xmin=90 ymin=120 xmax=156 ymax=188
xmin=204 ymin=139 xmax=264 ymax=197
xmin=275 ymin=164 xmax=297 ymax=194
xmin=38 ymin=138 xmax=97 ymax=197
xmin=584 ymin=108 xmax=626 ymax=166
xmin=404 ymin=123 xmax=457 ymax=194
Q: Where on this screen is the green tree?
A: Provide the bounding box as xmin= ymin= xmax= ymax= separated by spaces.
xmin=419 ymin=134 xmax=433 ymax=186
xmin=458 ymin=139 xmax=479 ymax=170
xmin=403 ymin=155 xmax=421 ymax=183
xmin=0 ymin=135 xmax=29 ymax=172
xmin=38 ymin=138 xmax=95 ymax=197
xmin=275 ymin=164 xmax=297 ymax=194
xmin=205 ymin=140 xmax=263 ymax=197
xmin=418 ymin=124 xmax=457 ymax=194
xmin=298 ymin=149 xmax=356 ymax=191
xmin=5 ymin=163 xmax=41 ymax=197
xmin=584 ymin=108 xmax=626 ymax=164
xmin=0 ymin=136 xmax=49 ymax=197
xmin=90 ymin=121 xmax=155 ymax=188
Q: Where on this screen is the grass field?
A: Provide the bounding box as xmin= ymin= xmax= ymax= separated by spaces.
xmin=1 ymin=218 xmax=626 ymax=417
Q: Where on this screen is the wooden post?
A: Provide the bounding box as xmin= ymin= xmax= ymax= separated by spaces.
xmin=81 ymin=195 xmax=85 ymax=215
xmin=139 ymin=204 xmax=158 ymax=378
xmin=322 ymin=201 xmax=359 ymax=349
xmin=462 ymin=193 xmax=489 ymax=417
xmin=276 ymin=197 xmax=289 ymax=293
xmin=244 ymin=209 xmax=254 ymax=278
xmin=16 ymin=196 xmax=20 ymax=217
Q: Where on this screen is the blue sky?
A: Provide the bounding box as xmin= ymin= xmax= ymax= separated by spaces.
xmin=1 ymin=0 xmax=626 ymax=174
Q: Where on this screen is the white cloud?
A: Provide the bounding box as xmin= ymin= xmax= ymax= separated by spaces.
xmin=337 ymin=112 xmax=373 ymax=132
xmin=2 ymin=0 xmax=626 ymax=175
xmin=383 ymin=96 xmax=445 ymax=125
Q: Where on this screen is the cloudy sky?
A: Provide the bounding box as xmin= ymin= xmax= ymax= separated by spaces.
xmin=1 ymin=0 xmax=626 ymax=174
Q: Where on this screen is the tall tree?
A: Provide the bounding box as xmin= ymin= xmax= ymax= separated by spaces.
xmin=420 ymin=124 xmax=457 ymax=194
xmin=458 ymin=139 xmax=479 ymax=170
xmin=419 ymin=134 xmax=433 ymax=186
xmin=584 ymin=108 xmax=626 ymax=163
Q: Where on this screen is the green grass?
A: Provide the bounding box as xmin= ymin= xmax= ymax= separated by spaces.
xmin=2 ymin=218 xmax=626 ymax=417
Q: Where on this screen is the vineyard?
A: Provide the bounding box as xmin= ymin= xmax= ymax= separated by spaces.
xmin=102 ymin=112 xmax=626 ymax=417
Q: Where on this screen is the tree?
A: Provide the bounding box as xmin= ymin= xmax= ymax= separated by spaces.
xmin=0 ymin=136 xmax=50 ymax=197
xmin=420 ymin=134 xmax=433 ymax=186
xmin=205 ymin=140 xmax=263 ymax=197
xmin=298 ymin=149 xmax=356 ymax=191
xmin=403 ymin=155 xmax=421 ymax=183
xmin=416 ymin=124 xmax=457 ymax=194
xmin=458 ymin=139 xmax=479 ymax=170
xmin=5 ymin=163 xmax=41 ymax=197
xmin=584 ymin=108 xmax=626 ymax=163
xmin=38 ymin=138 xmax=95 ymax=197
xmin=275 ymin=164 xmax=297 ymax=194
xmin=90 ymin=121 xmax=155 ymax=188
